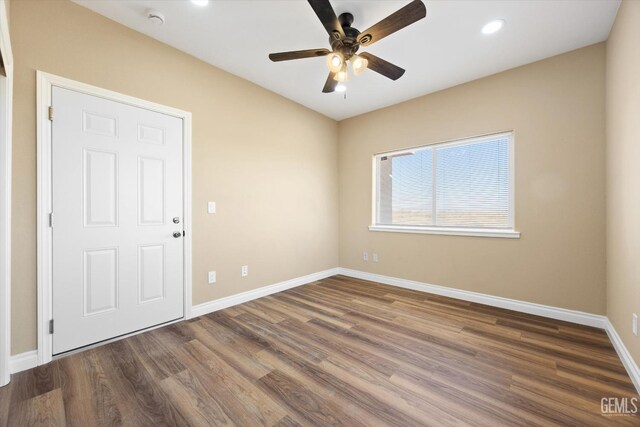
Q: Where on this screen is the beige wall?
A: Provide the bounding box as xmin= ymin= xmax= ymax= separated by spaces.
xmin=606 ymin=0 xmax=640 ymax=366
xmin=9 ymin=0 xmax=339 ymax=354
xmin=338 ymin=44 xmax=607 ymax=314
xmin=7 ymin=0 xmax=617 ymax=358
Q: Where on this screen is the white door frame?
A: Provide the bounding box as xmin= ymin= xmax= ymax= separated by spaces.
xmin=37 ymin=71 xmax=193 ymax=365
xmin=0 ymin=0 xmax=14 ymax=387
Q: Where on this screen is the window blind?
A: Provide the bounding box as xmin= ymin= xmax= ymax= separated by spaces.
xmin=376 ymin=132 xmax=513 ymax=230
xmin=378 ymin=149 xmax=433 ymax=225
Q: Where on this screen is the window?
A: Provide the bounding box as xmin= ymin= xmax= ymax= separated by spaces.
xmin=371 ymin=132 xmax=518 ymax=238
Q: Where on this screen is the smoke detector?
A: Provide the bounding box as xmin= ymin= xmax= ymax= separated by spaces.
xmin=147 ymin=9 xmax=165 ymax=25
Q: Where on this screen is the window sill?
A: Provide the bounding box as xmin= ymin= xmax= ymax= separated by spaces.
xmin=368 ymin=225 xmax=521 ymax=239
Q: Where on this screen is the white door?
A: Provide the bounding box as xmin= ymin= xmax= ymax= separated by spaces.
xmin=51 ymin=86 xmax=184 ymax=355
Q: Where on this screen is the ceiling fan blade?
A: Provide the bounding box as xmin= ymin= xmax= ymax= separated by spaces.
xmin=359 ymin=53 xmax=405 ymax=80
xmin=269 ymin=48 xmax=331 ymax=62
xmin=322 ymin=71 xmax=338 ymax=93
xmin=357 ymin=0 xmax=426 ymax=47
xmin=307 ymin=0 xmax=345 ymax=42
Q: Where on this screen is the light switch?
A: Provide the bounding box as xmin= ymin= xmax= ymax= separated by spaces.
xmin=208 ymin=271 xmax=216 ymax=284
xmin=207 ymin=201 xmax=216 ymax=214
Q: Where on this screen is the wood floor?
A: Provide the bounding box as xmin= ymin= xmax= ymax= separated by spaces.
xmin=1 ymin=275 xmax=638 ymax=426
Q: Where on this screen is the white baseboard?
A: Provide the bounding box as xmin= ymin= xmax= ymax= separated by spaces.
xmin=605 ymin=319 xmax=640 ymax=394
xmin=9 ymin=350 xmax=38 ymax=374
xmin=338 ymin=268 xmax=607 ymax=329
xmin=9 ymin=267 xmax=639 ymax=396
xmin=338 ymin=268 xmax=640 ymax=394
xmin=190 ymin=268 xmax=340 ymax=319
xmin=6 ymin=268 xmax=338 ymax=377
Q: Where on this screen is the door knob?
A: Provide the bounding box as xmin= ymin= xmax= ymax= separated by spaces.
xmin=173 ymin=231 xmax=182 ymax=238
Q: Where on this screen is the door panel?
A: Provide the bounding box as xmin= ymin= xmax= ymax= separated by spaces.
xmin=138 ymin=124 xmax=164 ymax=145
xmin=138 ymin=244 xmax=165 ymax=304
xmin=138 ymin=156 xmax=165 ymax=225
xmin=82 ymin=111 xmax=118 ymax=137
xmin=83 ymin=149 xmax=118 ymax=227
xmin=83 ymin=248 xmax=118 ymax=315
xmin=52 ymin=86 xmax=184 ymax=355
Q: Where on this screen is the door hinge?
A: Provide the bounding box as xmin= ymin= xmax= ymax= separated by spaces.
xmin=49 ymin=319 xmax=54 ymax=334
xmin=48 ymin=212 xmax=53 ymax=228
xmin=48 ymin=106 xmax=54 ymax=121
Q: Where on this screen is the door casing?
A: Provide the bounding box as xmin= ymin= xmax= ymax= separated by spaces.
xmin=36 ymin=71 xmax=193 ymax=366
xmin=0 ymin=0 xmax=13 ymax=387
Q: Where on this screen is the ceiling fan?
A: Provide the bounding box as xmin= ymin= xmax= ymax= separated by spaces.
xmin=268 ymin=0 xmax=427 ymax=93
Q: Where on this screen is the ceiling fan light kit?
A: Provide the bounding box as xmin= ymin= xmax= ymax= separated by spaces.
xmin=326 ymin=52 xmax=344 ymax=73
xmin=268 ymin=0 xmax=427 ymax=93
xmin=351 ymin=54 xmax=368 ymax=76
xmin=334 ymin=64 xmax=349 ymax=82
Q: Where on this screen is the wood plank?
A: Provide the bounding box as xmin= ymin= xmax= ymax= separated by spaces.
xmin=254 ymin=349 xmax=426 ymax=427
xmin=258 ymin=370 xmax=367 ymax=427
xmin=278 ymin=318 xmax=400 ymax=377
xmin=236 ymin=300 xmax=287 ymax=324
xmin=254 ymin=296 xmax=314 ymax=323
xmin=0 ymin=375 xmax=13 ymax=426
xmin=187 ymin=319 xmax=274 ymax=381
xmin=509 ymin=384 xmax=618 ymax=427
xmin=129 ymin=330 xmax=186 ymax=381
xmin=317 ymin=356 xmax=470 ymax=425
xmin=273 ymin=415 xmax=303 ymax=427
xmin=57 ymin=350 xmax=123 ymax=427
xmin=180 ymin=339 xmax=288 ymax=425
xmin=1 ymin=275 xmax=637 ymax=425
xmin=95 ymin=340 xmax=188 ymax=426
xmin=231 ymin=311 xmax=330 ymax=364
xmin=11 ymin=388 xmax=67 ymax=427
xmin=254 ymin=349 xmax=390 ymax=426
xmin=160 ymin=369 xmax=237 ymax=426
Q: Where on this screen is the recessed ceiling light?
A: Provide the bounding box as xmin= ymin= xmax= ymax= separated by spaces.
xmin=482 ymin=19 xmax=505 ymax=35
xmin=191 ymin=0 xmax=209 ymax=6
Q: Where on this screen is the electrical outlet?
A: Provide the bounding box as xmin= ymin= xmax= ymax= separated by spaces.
xmin=207 ymin=201 xmax=216 ymax=214
xmin=208 ymin=271 xmax=216 ymax=284
xmin=633 ymin=313 xmax=638 ymax=337
xmin=241 ymin=265 xmax=249 ymax=277
xmin=363 ymin=251 xmax=369 ymax=261
xmin=372 ymin=253 xmax=379 ymax=263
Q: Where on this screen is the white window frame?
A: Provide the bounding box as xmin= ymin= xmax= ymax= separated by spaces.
xmin=369 ymin=131 xmax=520 ymax=239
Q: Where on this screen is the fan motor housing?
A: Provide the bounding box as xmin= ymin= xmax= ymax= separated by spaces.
xmin=331 ymin=12 xmax=360 ymax=58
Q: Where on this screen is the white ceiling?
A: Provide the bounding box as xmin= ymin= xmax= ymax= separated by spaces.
xmin=74 ymin=0 xmax=620 ymax=120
